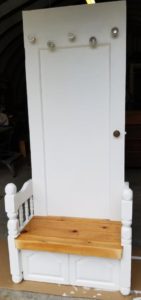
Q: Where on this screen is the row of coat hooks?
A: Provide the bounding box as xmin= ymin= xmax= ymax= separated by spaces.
xmin=27 ymin=27 xmax=119 ymax=49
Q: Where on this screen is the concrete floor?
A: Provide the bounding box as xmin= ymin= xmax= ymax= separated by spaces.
xmin=0 ymin=290 xmax=89 ymax=300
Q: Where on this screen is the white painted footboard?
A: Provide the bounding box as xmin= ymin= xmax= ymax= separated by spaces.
xmin=5 ymin=179 xmax=34 ymax=283
xmin=4 ymin=180 xmax=133 ymax=295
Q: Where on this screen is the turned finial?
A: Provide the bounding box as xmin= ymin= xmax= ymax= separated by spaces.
xmin=5 ymin=183 xmax=17 ymax=195
xmin=122 ymin=183 xmax=133 ymax=201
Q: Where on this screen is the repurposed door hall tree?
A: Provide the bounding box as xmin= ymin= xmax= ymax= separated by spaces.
xmin=5 ymin=1 xmax=133 ymax=295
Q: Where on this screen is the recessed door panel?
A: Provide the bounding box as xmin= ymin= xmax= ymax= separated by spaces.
xmin=40 ymin=45 xmax=110 ymax=218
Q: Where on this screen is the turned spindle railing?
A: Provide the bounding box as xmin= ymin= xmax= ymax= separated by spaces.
xmin=5 ymin=179 xmax=33 ymax=283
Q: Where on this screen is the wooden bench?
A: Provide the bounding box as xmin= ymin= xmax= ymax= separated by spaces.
xmin=5 ymin=180 xmax=132 ymax=295
xmin=15 ymin=216 xmax=122 ymax=259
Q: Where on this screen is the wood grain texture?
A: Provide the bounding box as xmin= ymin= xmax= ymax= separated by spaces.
xmin=15 ymin=216 xmax=122 ymax=259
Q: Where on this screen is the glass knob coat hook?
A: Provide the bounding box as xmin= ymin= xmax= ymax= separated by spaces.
xmin=68 ymin=33 xmax=76 ymax=42
xmin=111 ymin=27 xmax=119 ymax=38
xmin=89 ymin=36 xmax=97 ymax=48
xmin=27 ymin=34 xmax=36 ymax=44
xmin=47 ymin=41 xmax=56 ymax=50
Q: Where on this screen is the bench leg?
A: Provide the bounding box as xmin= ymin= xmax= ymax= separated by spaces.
xmin=120 ymin=245 xmax=132 ymax=295
xmin=120 ymin=182 xmax=133 ymax=295
xmin=8 ymin=236 xmax=23 ymax=283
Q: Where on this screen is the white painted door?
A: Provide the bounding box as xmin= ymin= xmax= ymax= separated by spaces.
xmin=23 ymin=1 xmax=126 ymax=219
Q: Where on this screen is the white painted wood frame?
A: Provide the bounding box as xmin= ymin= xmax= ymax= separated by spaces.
xmin=4 ymin=180 xmax=33 ymax=283
xmin=5 ymin=180 xmax=133 ymax=294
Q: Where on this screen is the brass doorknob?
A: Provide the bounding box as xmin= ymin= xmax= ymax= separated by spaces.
xmin=113 ymin=130 xmax=120 ymax=138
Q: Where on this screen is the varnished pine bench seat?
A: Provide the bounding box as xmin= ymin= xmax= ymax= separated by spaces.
xmin=15 ymin=216 xmax=122 ymax=259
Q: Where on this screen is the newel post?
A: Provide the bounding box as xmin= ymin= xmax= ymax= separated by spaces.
xmin=120 ymin=182 xmax=133 ymax=295
xmin=5 ymin=183 xmax=23 ymax=283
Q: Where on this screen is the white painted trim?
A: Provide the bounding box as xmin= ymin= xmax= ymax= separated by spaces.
xmin=22 ymin=45 xmax=48 ymax=215
xmin=132 ymin=256 xmax=141 ymax=260
xmin=131 ymin=291 xmax=141 ymax=296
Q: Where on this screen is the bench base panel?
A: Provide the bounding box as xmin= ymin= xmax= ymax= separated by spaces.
xmin=21 ymin=250 xmax=120 ymax=291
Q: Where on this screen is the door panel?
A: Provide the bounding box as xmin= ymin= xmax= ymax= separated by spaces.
xmin=23 ymin=2 xmax=126 ymax=219
xmin=40 ymin=46 xmax=110 ymax=217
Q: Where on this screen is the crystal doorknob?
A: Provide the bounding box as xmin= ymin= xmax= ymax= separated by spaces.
xmin=113 ymin=130 xmax=120 ymax=138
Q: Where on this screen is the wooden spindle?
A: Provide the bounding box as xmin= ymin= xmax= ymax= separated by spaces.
xmin=30 ymin=196 xmax=34 ymax=216
xmin=25 ymin=200 xmax=29 ymax=222
xmin=19 ymin=205 xmax=24 ymax=228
